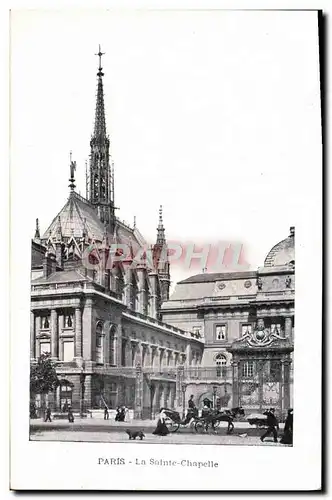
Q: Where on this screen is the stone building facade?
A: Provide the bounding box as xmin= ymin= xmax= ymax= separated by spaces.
xmin=30 ymin=49 xmax=203 ymax=419
xmin=161 ymin=229 xmax=295 ymax=417
xmin=30 ymin=49 xmax=294 ymax=421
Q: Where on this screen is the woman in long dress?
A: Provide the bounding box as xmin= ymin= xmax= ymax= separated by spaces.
xmin=152 ymin=408 xmax=170 ymax=436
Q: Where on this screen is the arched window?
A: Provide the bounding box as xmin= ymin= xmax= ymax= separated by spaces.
xmin=109 ymin=325 xmax=117 ymax=366
xmin=215 ymin=353 xmax=227 ymax=377
xmin=96 ymin=322 xmax=104 ymax=364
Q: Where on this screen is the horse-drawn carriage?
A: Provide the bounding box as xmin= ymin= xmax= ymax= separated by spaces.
xmin=163 ymin=407 xmax=245 ymax=434
xmin=163 ymin=408 xmax=200 ymax=433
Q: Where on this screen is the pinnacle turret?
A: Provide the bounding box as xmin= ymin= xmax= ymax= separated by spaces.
xmin=34 ymin=218 xmax=40 ymax=240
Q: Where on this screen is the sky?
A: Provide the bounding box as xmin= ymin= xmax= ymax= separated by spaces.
xmin=10 ymin=10 xmax=321 ymax=287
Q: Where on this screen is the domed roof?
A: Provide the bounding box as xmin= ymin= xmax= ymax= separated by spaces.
xmin=264 ymin=227 xmax=295 ymax=267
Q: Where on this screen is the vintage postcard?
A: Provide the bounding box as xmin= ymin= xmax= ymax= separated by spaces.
xmin=10 ymin=8 xmax=322 ymax=491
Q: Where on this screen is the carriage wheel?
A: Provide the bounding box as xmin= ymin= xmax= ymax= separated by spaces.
xmin=165 ymin=418 xmax=179 ymax=433
xmin=195 ymin=420 xmax=207 ymax=433
xmin=190 ymin=420 xmax=197 ymax=432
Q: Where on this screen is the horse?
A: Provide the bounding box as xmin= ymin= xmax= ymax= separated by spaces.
xmin=195 ymin=407 xmax=245 ymax=434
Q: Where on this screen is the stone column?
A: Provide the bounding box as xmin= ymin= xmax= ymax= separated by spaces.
xmin=83 ymin=298 xmax=93 ymax=360
xmin=176 ymin=365 xmax=184 ymax=408
xmin=186 ymin=343 xmax=192 ymax=367
xmin=136 ymin=268 xmax=146 ymax=315
xmin=148 ymin=273 xmax=158 ymax=319
xmin=232 ymin=360 xmax=240 ymax=408
xmin=75 ymin=307 xmax=82 ymax=358
xmin=116 ymin=325 xmax=122 ymax=367
xmin=124 ymin=267 xmax=133 ymax=309
xmin=84 ymin=374 xmax=92 ymax=410
xmin=134 ymin=365 xmax=143 ymax=419
xmin=283 ymin=360 xmax=291 ymax=411
xmin=50 ymin=309 xmax=58 ymax=359
xmin=285 ymin=317 xmax=292 ymax=339
xmin=30 ymin=311 xmax=35 ymax=360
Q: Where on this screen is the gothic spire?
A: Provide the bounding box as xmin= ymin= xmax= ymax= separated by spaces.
xmin=156 ymin=205 xmax=166 ymax=245
xmin=34 ymin=218 xmax=40 ymax=240
xmin=89 ymin=45 xmax=115 ymax=228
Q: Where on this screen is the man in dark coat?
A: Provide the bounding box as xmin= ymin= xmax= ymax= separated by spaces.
xmin=280 ymin=409 xmax=293 ymax=444
xmin=44 ymin=406 xmax=52 ymax=422
xmin=260 ymin=408 xmax=279 ymax=443
xmin=68 ymin=406 xmax=74 ymax=423
xmin=104 ymin=406 xmax=109 ymax=420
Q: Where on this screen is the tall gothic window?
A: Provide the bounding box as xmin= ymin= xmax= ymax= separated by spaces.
xmin=109 ymin=325 xmax=116 ymax=365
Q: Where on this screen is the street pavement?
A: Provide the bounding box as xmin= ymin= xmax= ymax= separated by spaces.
xmin=30 ymin=429 xmax=287 ymax=446
xmin=30 ymin=418 xmax=288 ymax=445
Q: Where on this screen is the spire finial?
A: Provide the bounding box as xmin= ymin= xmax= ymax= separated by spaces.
xmin=69 ymin=152 xmax=76 ymax=191
xmin=34 ymin=218 xmax=40 ymax=240
xmin=133 ymin=216 xmax=136 ymax=229
xmin=96 ymin=44 xmax=105 ymax=77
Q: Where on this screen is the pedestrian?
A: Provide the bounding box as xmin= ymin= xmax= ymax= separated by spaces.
xmin=280 ymin=409 xmax=293 ymax=445
xmin=44 ymin=406 xmax=52 ymax=422
xmin=124 ymin=406 xmax=129 ymax=422
xmin=260 ymin=408 xmax=279 ymax=443
xmin=115 ymin=407 xmax=121 ymax=422
xmin=104 ymin=406 xmax=109 ymax=420
xmin=68 ymin=406 xmax=74 ymax=423
xmin=152 ymin=408 xmax=170 ymax=436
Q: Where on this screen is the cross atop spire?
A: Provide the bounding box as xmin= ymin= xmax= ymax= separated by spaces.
xmin=95 ymin=44 xmax=105 ymax=77
xmin=92 ymin=46 xmax=107 ymax=140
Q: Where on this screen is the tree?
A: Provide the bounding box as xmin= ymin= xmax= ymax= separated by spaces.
xmin=30 ymin=353 xmax=59 ymax=397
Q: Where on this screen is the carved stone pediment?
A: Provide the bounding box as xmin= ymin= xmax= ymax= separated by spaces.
xmin=231 ymin=319 xmax=290 ymax=350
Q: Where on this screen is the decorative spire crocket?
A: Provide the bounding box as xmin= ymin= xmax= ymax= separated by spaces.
xmin=89 ymin=45 xmax=115 ymax=229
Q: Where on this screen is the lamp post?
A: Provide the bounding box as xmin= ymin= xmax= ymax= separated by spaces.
xmin=182 ymin=383 xmax=187 ymax=419
xmin=212 ymin=385 xmax=218 ymax=410
xmin=80 ymin=369 xmax=85 ymax=418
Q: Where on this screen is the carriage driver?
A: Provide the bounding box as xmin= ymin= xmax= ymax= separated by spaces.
xmin=182 ymin=395 xmax=198 ymax=424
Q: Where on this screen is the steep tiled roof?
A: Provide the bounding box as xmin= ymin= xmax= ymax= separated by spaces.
xmin=42 ymin=191 xmax=145 ymax=251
